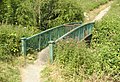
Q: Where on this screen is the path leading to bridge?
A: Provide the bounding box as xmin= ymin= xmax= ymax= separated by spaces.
xmin=20 ymin=47 xmax=49 ymax=82
xmin=84 ymin=1 xmax=113 ymax=22
xmin=20 ymin=2 xmax=113 ymax=82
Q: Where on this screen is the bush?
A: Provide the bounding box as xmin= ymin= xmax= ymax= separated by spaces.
xmin=46 ymin=0 xmax=83 ymax=28
xmin=42 ymin=40 xmax=98 ymax=82
xmin=42 ymin=38 xmax=119 ymax=82
xmin=0 ymin=0 xmax=84 ymax=30
xmin=0 ymin=25 xmax=39 ymax=62
xmin=0 ymin=0 xmax=112 ymax=29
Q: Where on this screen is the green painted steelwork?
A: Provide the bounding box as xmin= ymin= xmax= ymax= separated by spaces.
xmin=48 ymin=41 xmax=55 ymax=63
xmin=21 ymin=38 xmax=27 ymax=56
xmin=21 ymin=22 xmax=82 ymax=56
xmin=21 ymin=21 xmax=95 ymax=63
xmin=49 ymin=22 xmax=95 ymax=63
xmin=55 ymin=22 xmax=94 ymax=42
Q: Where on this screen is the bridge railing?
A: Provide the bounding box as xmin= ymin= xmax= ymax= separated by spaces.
xmin=48 ymin=22 xmax=95 ymax=63
xmin=55 ymin=22 xmax=94 ymax=42
xmin=21 ymin=22 xmax=82 ymax=55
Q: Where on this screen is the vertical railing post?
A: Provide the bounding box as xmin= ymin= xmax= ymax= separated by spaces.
xmin=49 ymin=31 xmax=52 ymax=41
xmin=38 ymin=35 xmax=41 ymax=50
xmin=48 ymin=41 xmax=55 ymax=63
xmin=58 ymin=28 xmax=60 ymax=39
xmin=21 ymin=37 xmax=27 ymax=56
xmin=78 ymin=29 xmax=80 ymax=41
xmin=82 ymin=27 xmax=84 ymax=39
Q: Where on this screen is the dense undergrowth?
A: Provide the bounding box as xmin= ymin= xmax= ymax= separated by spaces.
xmin=0 ymin=0 xmax=83 ymax=30
xmin=42 ymin=40 xmax=96 ymax=82
xmin=92 ymin=0 xmax=120 ymax=81
xmin=42 ymin=0 xmax=120 ymax=82
xmin=0 ymin=0 xmax=111 ymax=30
xmin=0 ymin=25 xmax=39 ymax=62
xmin=0 ymin=25 xmax=39 ymax=82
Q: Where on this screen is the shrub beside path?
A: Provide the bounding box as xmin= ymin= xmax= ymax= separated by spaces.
xmin=20 ymin=1 xmax=113 ymax=82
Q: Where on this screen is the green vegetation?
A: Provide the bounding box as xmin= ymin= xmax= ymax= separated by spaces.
xmin=0 ymin=25 xmax=39 ymax=62
xmin=0 ymin=0 xmax=114 ymax=82
xmin=92 ymin=0 xmax=120 ymax=81
xmin=42 ymin=40 xmax=119 ymax=82
xmin=79 ymin=0 xmax=111 ymax=11
xmin=0 ymin=0 xmax=111 ymax=29
xmin=0 ymin=0 xmax=83 ymax=30
xmin=42 ymin=0 xmax=120 ymax=82
xmin=42 ymin=40 xmax=96 ymax=82
xmin=0 ymin=61 xmax=21 ymax=82
xmin=0 ymin=25 xmax=39 ymax=82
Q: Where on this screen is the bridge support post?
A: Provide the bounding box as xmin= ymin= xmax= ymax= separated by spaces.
xmin=21 ymin=37 xmax=27 ymax=56
xmin=38 ymin=35 xmax=41 ymax=50
xmin=21 ymin=37 xmax=27 ymax=65
xmin=48 ymin=41 xmax=55 ymax=63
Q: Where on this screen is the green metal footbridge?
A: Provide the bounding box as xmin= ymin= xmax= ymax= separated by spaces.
xmin=21 ymin=22 xmax=94 ymax=63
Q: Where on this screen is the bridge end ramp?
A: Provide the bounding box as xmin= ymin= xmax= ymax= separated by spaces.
xmin=34 ymin=46 xmax=50 ymax=65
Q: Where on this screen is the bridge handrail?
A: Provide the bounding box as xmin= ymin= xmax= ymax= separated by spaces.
xmin=26 ymin=22 xmax=82 ymax=40
xmin=55 ymin=22 xmax=95 ymax=42
xmin=21 ymin=22 xmax=82 ymax=55
xmin=26 ymin=25 xmax=63 ymax=40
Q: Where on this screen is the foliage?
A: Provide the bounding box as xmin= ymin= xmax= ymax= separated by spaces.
xmin=15 ymin=0 xmax=37 ymax=26
xmin=46 ymin=0 xmax=83 ymax=28
xmin=53 ymin=40 xmax=96 ymax=81
xmin=0 ymin=61 xmax=21 ymax=82
xmin=92 ymin=0 xmax=120 ymax=81
xmin=0 ymin=24 xmax=38 ymax=82
xmin=0 ymin=0 xmax=83 ymax=30
xmin=42 ymin=40 xmax=93 ymax=82
xmin=42 ymin=39 xmax=119 ymax=82
xmin=0 ymin=25 xmax=39 ymax=62
xmin=0 ymin=0 xmax=111 ymax=29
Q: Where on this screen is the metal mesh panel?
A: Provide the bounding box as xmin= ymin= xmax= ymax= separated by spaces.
xmin=23 ymin=22 xmax=82 ymax=53
xmin=55 ymin=22 xmax=94 ymax=42
xmin=26 ymin=35 xmax=39 ymax=50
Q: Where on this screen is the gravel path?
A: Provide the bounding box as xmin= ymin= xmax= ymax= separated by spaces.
xmin=20 ymin=47 xmax=49 ymax=82
xmin=93 ymin=6 xmax=111 ymax=22
xmin=20 ymin=2 xmax=112 ymax=82
xmin=84 ymin=1 xmax=113 ymax=22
